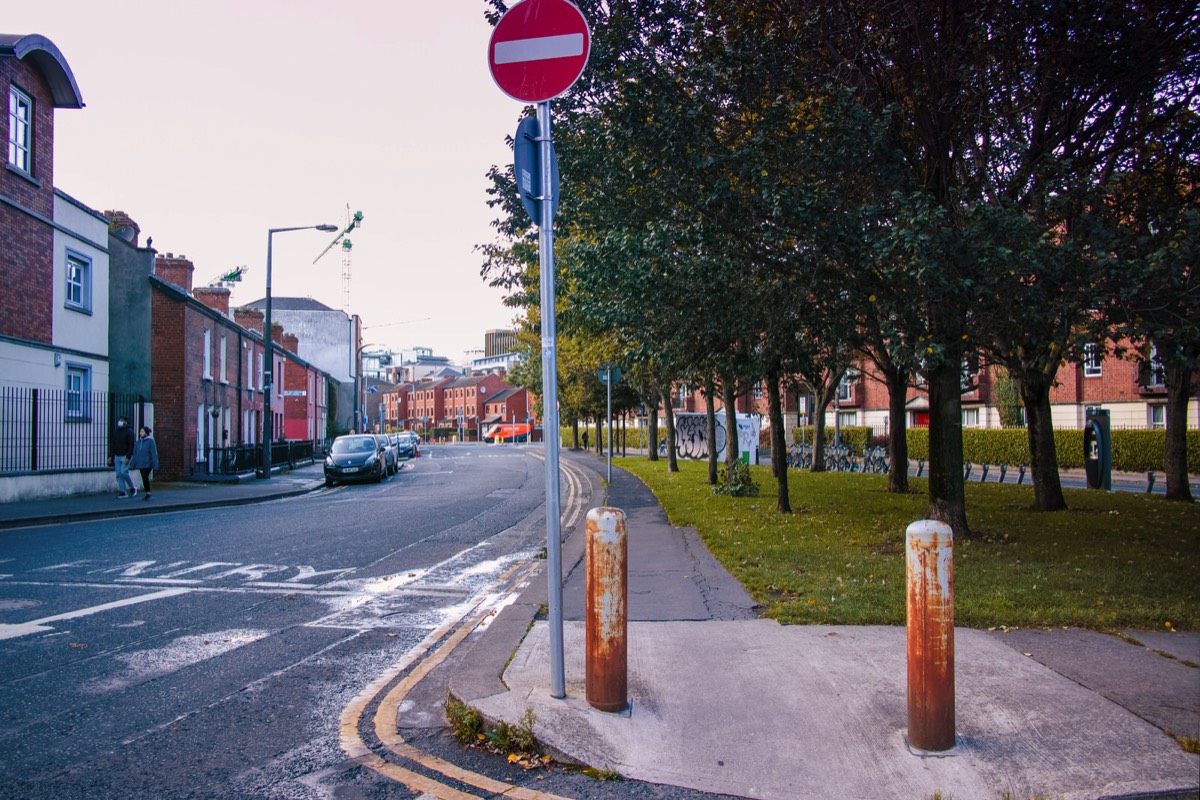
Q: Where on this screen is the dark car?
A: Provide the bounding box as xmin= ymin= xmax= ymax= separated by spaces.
xmin=324 ymin=434 xmax=385 ymax=486
xmin=375 ymin=433 xmax=399 ymax=475
xmin=392 ymin=431 xmax=417 ymax=459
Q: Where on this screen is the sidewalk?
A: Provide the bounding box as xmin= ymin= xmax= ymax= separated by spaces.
xmin=0 ymin=463 xmax=327 ymax=530
xmin=452 ymin=450 xmax=1200 ymax=800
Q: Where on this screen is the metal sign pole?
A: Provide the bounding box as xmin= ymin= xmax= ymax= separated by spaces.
xmin=537 ymin=100 xmax=566 ymax=699
xmin=606 ymin=365 xmax=613 ymax=484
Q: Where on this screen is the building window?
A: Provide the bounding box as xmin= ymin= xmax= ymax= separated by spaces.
xmin=8 ymin=85 xmax=32 ymax=174
xmin=838 ymin=369 xmax=858 ymax=403
xmin=202 ymin=329 xmax=212 ymax=379
xmin=1147 ymin=346 xmax=1166 ymax=388
xmin=1149 ymin=404 xmax=1166 ymax=430
xmin=837 ymin=410 xmax=857 ymax=429
xmin=1083 ymin=343 xmax=1102 ymax=378
xmin=196 ymin=405 xmax=206 ymax=461
xmin=962 ymin=407 xmax=981 ymax=428
xmin=65 ymin=252 xmax=92 ymax=312
xmin=64 ymin=364 xmax=91 ymax=420
xmin=219 ymin=335 xmax=228 ymax=383
xmin=257 ymin=352 xmax=264 ymax=390
xmin=753 ymin=382 xmax=763 ymax=400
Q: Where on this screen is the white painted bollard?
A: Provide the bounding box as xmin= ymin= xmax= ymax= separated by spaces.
xmin=906 ymin=519 xmax=955 ymax=751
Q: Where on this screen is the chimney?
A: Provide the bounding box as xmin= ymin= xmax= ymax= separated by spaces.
xmin=270 ymin=321 xmax=283 ymax=344
xmin=234 ymin=307 xmax=264 ymax=335
xmin=105 ymin=210 xmax=141 ymax=246
xmin=193 ymin=286 xmax=231 ymax=317
xmin=155 ymin=253 xmax=194 ymax=293
xmin=281 ymin=332 xmax=299 ymax=354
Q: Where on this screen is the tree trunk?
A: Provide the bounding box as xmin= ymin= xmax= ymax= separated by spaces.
xmin=811 ymin=389 xmax=833 ymax=472
xmin=1164 ymin=362 xmax=1195 ymax=502
xmin=1017 ymin=378 xmax=1068 ymax=512
xmin=767 ymin=367 xmax=791 ymax=513
xmin=571 ymin=419 xmax=579 ymax=450
xmin=926 ymin=360 xmax=970 ymax=537
xmin=884 ymin=365 xmax=910 ymax=493
xmin=723 ymin=375 xmax=738 ymax=470
xmin=647 ymin=393 xmax=660 ymax=461
xmin=659 ymin=385 xmax=678 ymax=472
xmin=705 ymin=375 xmax=718 ymax=485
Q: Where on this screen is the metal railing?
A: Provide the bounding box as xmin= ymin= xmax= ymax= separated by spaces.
xmin=192 ymin=439 xmax=321 ymax=477
xmin=0 ymin=387 xmax=144 ymax=475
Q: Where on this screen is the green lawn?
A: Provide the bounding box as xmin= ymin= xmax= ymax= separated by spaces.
xmin=615 ymin=458 xmax=1200 ymax=631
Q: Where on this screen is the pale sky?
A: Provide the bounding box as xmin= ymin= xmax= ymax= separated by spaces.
xmin=9 ymin=1 xmax=525 ymax=363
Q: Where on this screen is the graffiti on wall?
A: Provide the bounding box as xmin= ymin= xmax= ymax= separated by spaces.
xmin=672 ymin=413 xmax=760 ymax=464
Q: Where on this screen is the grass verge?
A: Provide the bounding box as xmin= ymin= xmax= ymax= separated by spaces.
xmin=616 ymin=458 xmax=1199 ymax=630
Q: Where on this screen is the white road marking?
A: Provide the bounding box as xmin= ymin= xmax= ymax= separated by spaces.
xmin=0 ymin=587 xmax=192 ymax=640
xmin=494 ymin=33 xmax=584 ymax=64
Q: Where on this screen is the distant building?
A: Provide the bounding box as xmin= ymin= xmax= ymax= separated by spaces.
xmin=239 ymin=296 xmax=359 ymax=432
xmin=485 ymin=329 xmax=517 ymax=357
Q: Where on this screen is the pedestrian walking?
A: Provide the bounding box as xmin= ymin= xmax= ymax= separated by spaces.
xmin=582 ymin=430 xmax=589 ymax=451
xmin=130 ymin=425 xmax=159 ymax=500
xmin=110 ymin=416 xmax=137 ymax=498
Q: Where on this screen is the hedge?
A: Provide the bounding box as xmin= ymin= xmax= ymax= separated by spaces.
xmin=904 ymin=427 xmax=1199 ymax=474
xmin=790 ymin=426 xmax=876 ymax=453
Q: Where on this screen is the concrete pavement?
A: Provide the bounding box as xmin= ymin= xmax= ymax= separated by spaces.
xmin=453 ymin=450 xmax=1200 ymax=800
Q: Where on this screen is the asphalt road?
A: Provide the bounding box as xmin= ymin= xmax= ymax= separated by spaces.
xmin=0 ymin=444 xmax=552 ymax=799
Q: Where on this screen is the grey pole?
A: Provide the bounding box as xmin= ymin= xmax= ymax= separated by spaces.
xmin=537 ymin=101 xmax=565 ymax=699
xmin=606 ymin=365 xmax=613 ymax=484
xmin=262 ymin=233 xmax=275 ymax=478
xmin=261 ymin=224 xmax=338 ymax=477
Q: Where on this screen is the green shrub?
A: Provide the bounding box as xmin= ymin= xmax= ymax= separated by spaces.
xmin=905 ymin=426 xmax=1198 ymax=473
xmin=713 ymin=460 xmax=760 ymax=497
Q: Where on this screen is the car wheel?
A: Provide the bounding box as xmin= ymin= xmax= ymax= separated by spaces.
xmin=374 ymin=463 xmax=384 ymax=483
xmin=325 ymin=477 xmax=335 ymax=487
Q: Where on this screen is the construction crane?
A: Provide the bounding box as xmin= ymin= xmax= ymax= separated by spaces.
xmin=207 ymin=265 xmax=247 ymax=288
xmin=313 ymin=206 xmax=364 ymax=312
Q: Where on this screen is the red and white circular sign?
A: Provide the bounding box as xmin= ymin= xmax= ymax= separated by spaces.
xmin=489 ymin=0 xmax=591 ymax=103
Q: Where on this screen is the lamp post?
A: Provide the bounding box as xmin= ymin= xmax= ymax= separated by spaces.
xmin=260 ymin=223 xmax=338 ymax=479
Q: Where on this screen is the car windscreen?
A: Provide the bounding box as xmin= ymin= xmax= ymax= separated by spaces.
xmin=331 ymin=437 xmax=376 ymax=454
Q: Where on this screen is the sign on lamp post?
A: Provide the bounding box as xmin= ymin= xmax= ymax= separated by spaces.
xmin=489 ymin=0 xmax=590 ymax=701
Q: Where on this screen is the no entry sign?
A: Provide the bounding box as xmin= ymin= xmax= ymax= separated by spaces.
xmin=489 ymin=0 xmax=591 ymax=103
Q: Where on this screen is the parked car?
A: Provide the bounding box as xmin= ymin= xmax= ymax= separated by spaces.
xmin=324 ymin=434 xmax=385 ymax=486
xmin=376 ymin=433 xmax=399 ymax=475
xmin=393 ymin=431 xmax=418 ymax=459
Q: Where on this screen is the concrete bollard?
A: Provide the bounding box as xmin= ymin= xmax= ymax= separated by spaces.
xmin=906 ymin=519 xmax=955 ymax=751
xmin=586 ymin=507 xmax=628 ymax=712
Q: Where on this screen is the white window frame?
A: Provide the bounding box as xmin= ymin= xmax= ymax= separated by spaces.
xmin=196 ymin=405 xmax=206 ymax=461
xmin=1149 ymin=404 xmax=1166 ymax=430
xmin=837 ymin=369 xmax=858 ymax=403
xmin=64 ymin=363 xmax=91 ymax=420
xmin=202 ymin=328 xmax=212 ymax=379
xmin=1083 ymin=343 xmax=1102 ymax=378
xmin=257 ymin=352 xmax=264 ymax=391
xmin=65 ymin=251 xmax=92 ymax=313
xmin=219 ymin=335 xmax=228 ymax=383
xmin=8 ymin=85 xmax=32 ymax=174
xmin=962 ymin=407 xmax=981 ymax=428
xmin=753 ymin=382 xmax=763 ymax=400
xmin=1147 ymin=346 xmax=1166 ymax=388
xmin=836 ymin=410 xmax=857 ymax=429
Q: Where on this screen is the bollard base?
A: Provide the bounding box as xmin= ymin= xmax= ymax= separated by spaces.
xmin=903 ymin=732 xmax=963 ymax=757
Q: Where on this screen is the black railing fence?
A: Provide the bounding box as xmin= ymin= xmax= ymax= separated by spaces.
xmin=193 ymin=439 xmax=325 ymax=477
xmin=0 ymin=388 xmax=145 ymax=475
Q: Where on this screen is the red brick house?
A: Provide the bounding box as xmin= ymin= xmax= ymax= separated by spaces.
xmin=381 ymin=381 xmax=414 ymax=430
xmin=441 ymin=373 xmax=508 ymax=441
xmin=407 ymin=376 xmax=454 ymax=436
xmin=150 ymin=254 xmax=331 ymax=479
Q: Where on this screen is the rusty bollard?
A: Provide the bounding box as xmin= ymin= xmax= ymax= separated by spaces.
xmin=586 ymin=507 xmax=628 ymax=712
xmin=906 ymin=519 xmax=955 ymax=751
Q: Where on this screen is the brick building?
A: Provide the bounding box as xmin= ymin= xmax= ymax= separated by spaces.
xmin=407 ymin=376 xmax=454 ymax=436
xmin=441 ymin=373 xmax=509 ymax=441
xmin=150 ymin=254 xmax=331 ymax=479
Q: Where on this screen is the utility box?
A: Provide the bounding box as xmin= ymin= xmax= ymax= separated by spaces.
xmin=1084 ymin=408 xmax=1112 ymax=491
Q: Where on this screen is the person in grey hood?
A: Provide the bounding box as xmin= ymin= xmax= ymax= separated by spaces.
xmin=130 ymin=425 xmax=160 ymax=500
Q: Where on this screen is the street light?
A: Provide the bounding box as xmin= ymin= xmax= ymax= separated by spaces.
xmin=261 ymin=223 xmax=338 ymax=479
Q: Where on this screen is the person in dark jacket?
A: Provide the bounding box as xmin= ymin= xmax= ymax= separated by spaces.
xmin=110 ymin=416 xmax=137 ymax=498
xmin=130 ymin=425 xmax=160 ymax=500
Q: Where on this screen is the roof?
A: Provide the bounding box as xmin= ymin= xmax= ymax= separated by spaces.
xmin=0 ymin=34 xmax=84 ymax=108
xmin=484 ymin=387 xmax=519 ymax=404
xmin=241 ymin=297 xmax=335 ymax=312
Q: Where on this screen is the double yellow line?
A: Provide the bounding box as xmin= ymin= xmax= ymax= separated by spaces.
xmin=338 ymin=571 xmax=573 ymax=799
